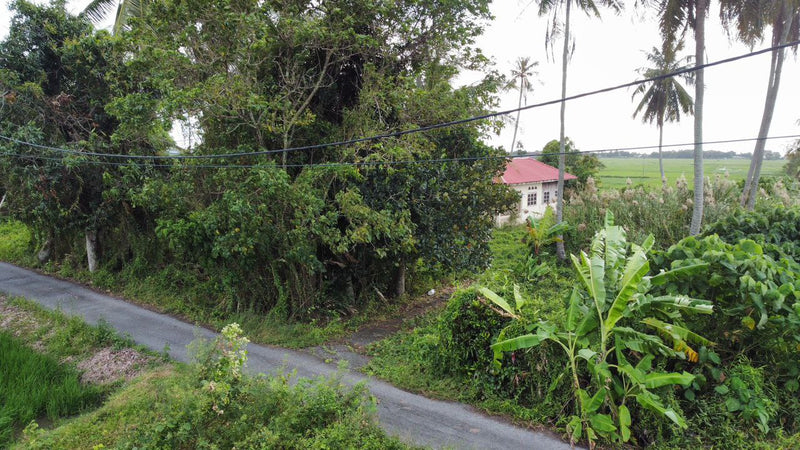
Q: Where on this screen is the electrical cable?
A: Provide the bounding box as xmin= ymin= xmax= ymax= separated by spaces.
xmin=1 ymin=38 xmax=798 ymax=162
xmin=2 ymin=134 xmax=798 ymax=169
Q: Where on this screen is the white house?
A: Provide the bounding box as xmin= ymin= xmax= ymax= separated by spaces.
xmin=495 ymin=158 xmax=577 ymax=226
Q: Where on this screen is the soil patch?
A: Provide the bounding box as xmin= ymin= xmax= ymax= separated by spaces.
xmin=0 ymin=295 xmax=153 ymax=385
xmin=77 ymin=347 xmax=153 ymax=384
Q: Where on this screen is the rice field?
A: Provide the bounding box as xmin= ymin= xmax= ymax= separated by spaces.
xmin=0 ymin=332 xmax=103 ymax=445
xmin=596 ymin=158 xmax=787 ymax=189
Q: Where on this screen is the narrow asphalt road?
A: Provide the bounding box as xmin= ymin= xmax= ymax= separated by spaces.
xmin=0 ymin=262 xmax=572 ymax=450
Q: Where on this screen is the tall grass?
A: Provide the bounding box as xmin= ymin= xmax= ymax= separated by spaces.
xmin=0 ymin=333 xmax=103 ymax=446
xmin=563 ymin=175 xmax=800 ymax=252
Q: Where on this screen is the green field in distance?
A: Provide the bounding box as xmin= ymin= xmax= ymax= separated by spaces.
xmin=595 ymin=158 xmax=787 ymax=189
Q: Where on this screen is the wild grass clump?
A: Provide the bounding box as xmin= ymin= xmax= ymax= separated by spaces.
xmin=0 ymin=333 xmax=103 ymax=446
xmin=564 ymin=174 xmax=800 ymax=253
xmin=19 ymin=324 xmax=411 ymax=450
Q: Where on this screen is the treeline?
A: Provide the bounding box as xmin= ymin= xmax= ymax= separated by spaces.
xmin=602 ymin=149 xmax=784 ymax=159
xmin=0 ymin=0 xmax=516 ymax=319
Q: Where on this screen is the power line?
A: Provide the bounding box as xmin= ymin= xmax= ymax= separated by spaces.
xmin=1 ymin=38 xmax=799 ymax=162
xmin=3 ymin=134 xmax=798 ymax=169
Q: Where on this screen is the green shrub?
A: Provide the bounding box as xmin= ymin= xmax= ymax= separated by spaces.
xmin=651 ymin=235 xmax=800 ymax=388
xmin=117 ymin=324 xmax=407 ymax=449
xmin=436 ymin=288 xmax=510 ymax=377
xmin=702 ymin=206 xmax=800 ymax=261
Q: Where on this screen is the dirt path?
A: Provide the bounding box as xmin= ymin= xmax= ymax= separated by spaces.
xmin=0 ymin=262 xmax=571 ymax=450
xmin=304 ymin=286 xmax=455 ymax=370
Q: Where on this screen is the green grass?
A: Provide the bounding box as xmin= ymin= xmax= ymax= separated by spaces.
xmin=16 ymin=353 xmax=412 ymax=450
xmin=596 ymin=158 xmax=786 ymax=189
xmin=0 ymin=333 xmax=104 ymax=446
xmin=0 ymin=219 xmax=32 ymax=263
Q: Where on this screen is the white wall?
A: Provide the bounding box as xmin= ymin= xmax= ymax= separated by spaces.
xmin=496 ymin=181 xmax=560 ymax=226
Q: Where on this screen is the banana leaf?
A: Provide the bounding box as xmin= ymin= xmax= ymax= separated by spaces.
xmin=649 ymin=262 xmax=709 ymax=286
xmin=478 ymin=287 xmax=517 ymax=318
xmin=605 ymin=247 xmax=650 ymax=331
xmin=644 ymin=371 xmax=694 ymax=389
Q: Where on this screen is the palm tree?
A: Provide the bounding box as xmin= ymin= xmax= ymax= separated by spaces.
xmin=632 ymin=40 xmax=694 ymax=188
xmin=656 ymin=0 xmax=711 ymax=235
xmin=534 ymin=0 xmax=623 ymax=259
xmin=505 ymin=57 xmax=539 ymax=153
xmin=81 ymin=0 xmax=147 ymax=34
xmin=720 ymin=0 xmax=800 ymax=209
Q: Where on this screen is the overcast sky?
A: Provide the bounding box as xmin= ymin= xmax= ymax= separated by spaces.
xmin=2 ymin=0 xmax=799 ymax=155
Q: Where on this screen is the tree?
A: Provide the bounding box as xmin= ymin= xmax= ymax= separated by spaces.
xmin=0 ymin=0 xmax=153 ymax=271
xmin=539 ymin=138 xmax=604 ymax=186
xmin=81 ymin=0 xmax=149 ymax=34
xmin=721 ymin=0 xmax=800 ymax=209
xmin=533 ymin=0 xmax=623 ymax=259
xmin=504 ymin=57 xmax=539 ymax=153
xmin=631 ymin=40 xmax=694 ymax=187
xmin=113 ymin=0 xmax=515 ymax=314
xmin=657 ymin=0 xmax=711 ymax=235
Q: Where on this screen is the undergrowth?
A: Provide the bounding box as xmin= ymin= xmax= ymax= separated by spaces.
xmin=17 ymin=325 xmax=412 ymax=449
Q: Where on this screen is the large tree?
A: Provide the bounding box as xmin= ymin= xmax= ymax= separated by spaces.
xmin=632 ymin=40 xmax=694 ymax=187
xmin=112 ymin=0 xmax=515 ymax=314
xmin=533 ymin=0 xmax=623 ymax=259
xmin=721 ymin=0 xmax=800 ymax=209
xmin=0 ymin=0 xmax=158 ymax=271
xmin=656 ymin=0 xmax=710 ymax=235
xmin=504 ymin=56 xmax=539 ymax=153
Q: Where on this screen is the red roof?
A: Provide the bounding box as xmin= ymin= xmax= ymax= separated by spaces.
xmin=497 ymin=158 xmax=578 ymax=184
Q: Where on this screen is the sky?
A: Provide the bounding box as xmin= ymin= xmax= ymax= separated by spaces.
xmin=469 ymin=1 xmax=800 ymax=156
xmin=2 ymin=0 xmax=799 ymax=156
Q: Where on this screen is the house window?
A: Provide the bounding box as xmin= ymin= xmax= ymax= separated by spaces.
xmin=543 ymin=191 xmax=550 ymax=204
xmin=527 ymin=192 xmax=537 ymax=206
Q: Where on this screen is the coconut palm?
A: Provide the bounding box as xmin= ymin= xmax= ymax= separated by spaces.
xmin=505 ymin=57 xmax=539 ymax=153
xmin=534 ymin=0 xmax=623 ymax=259
xmin=81 ymin=0 xmax=148 ymax=34
xmin=721 ymin=0 xmax=800 ymax=209
xmin=654 ymin=0 xmax=711 ymax=235
xmin=632 ymin=40 xmax=694 ymax=188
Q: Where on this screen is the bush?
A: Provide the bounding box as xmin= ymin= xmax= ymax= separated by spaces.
xmin=44 ymin=324 xmax=405 ymax=449
xmin=436 ymin=289 xmax=510 ymax=377
xmin=702 ymin=206 xmax=800 ymax=261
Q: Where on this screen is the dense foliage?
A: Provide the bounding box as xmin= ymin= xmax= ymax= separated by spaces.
xmin=537 ymin=138 xmax=604 ymax=186
xmin=368 ymin=197 xmax=800 ymax=448
xmin=0 ymin=0 xmax=516 ymax=319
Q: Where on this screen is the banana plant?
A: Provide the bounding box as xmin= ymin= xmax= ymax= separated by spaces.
xmin=485 ymin=211 xmax=713 ymax=446
xmin=525 ymin=206 xmax=569 ymax=256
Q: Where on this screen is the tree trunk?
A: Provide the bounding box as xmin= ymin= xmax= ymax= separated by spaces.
xmin=689 ymin=0 xmax=706 ymax=236
xmin=0 ymin=193 xmax=6 ymax=211
xmin=394 ymin=263 xmax=406 ymax=298
xmin=511 ymin=86 xmax=524 ymax=152
xmin=658 ymin=124 xmax=666 ymax=188
xmin=555 ymin=0 xmax=571 ymax=261
xmin=85 ymin=228 xmax=99 ymax=273
xmin=37 ymin=237 xmax=52 ymax=263
xmin=743 ymin=3 xmax=794 ymax=210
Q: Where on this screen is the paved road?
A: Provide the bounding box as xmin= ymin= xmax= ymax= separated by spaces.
xmin=0 ymin=262 xmax=572 ymax=450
